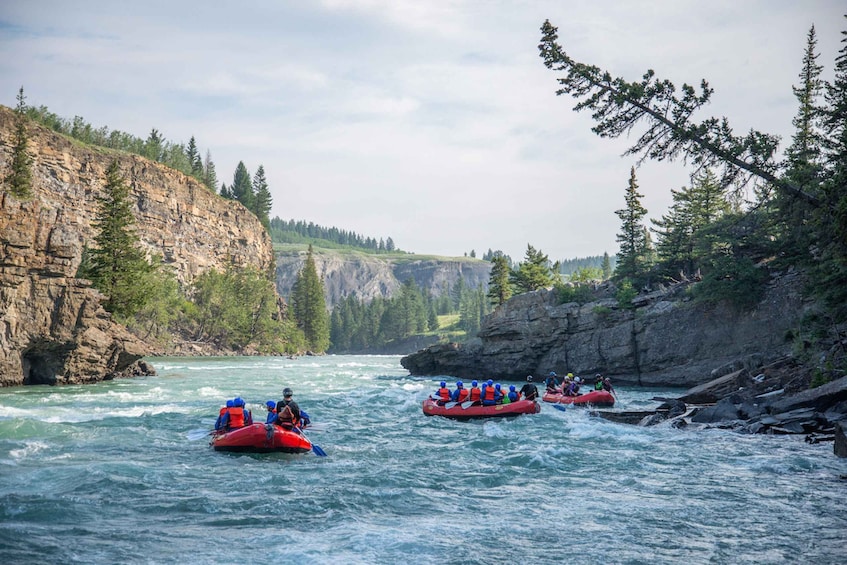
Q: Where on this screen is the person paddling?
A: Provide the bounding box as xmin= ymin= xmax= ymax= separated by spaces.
xmin=264 ymin=400 xmax=277 ymax=424
xmin=467 ymin=380 xmax=482 ymax=405
xmin=451 ymin=381 xmax=470 ymax=403
xmin=520 ymin=375 xmax=539 ymax=401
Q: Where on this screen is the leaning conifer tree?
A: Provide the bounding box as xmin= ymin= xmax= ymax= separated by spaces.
xmin=4 ymin=87 xmax=34 ymax=199
xmin=82 ymin=160 xmax=154 ymax=319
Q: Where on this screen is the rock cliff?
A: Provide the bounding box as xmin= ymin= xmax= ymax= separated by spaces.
xmin=275 ymin=248 xmax=491 ymax=308
xmin=402 ymin=271 xmax=811 ymax=387
xmin=0 ymin=107 xmax=275 ymax=386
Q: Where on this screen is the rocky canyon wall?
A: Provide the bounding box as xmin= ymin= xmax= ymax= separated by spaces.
xmin=402 ymin=271 xmax=811 ymax=387
xmin=0 ymin=107 xmax=274 ymax=386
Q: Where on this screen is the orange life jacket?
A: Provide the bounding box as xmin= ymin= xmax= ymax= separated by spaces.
xmin=482 ymin=386 xmax=496 ymax=402
xmin=227 ymin=406 xmax=245 ymax=428
xmin=469 ymin=387 xmax=481 ymax=401
xmin=457 ymin=388 xmax=470 ymax=402
xmin=437 ymin=387 xmax=451 ymax=401
xmin=218 ymin=406 xmax=227 ymax=418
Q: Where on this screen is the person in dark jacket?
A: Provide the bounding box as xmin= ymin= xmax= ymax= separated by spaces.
xmin=520 ymin=375 xmax=539 ymax=401
xmin=275 ymin=388 xmax=301 ymax=427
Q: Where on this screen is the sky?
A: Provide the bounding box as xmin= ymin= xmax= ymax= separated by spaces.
xmin=1 ymin=1 xmax=845 ymax=262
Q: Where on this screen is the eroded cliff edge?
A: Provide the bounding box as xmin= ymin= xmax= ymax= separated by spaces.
xmin=0 ymin=107 xmax=275 ymax=386
xmin=402 ymin=271 xmax=811 ymax=387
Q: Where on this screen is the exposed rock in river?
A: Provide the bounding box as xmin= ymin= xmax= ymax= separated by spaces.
xmin=0 ymin=107 xmax=275 ymax=386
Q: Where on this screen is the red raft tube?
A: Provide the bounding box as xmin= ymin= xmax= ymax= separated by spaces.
xmin=542 ymin=390 xmax=615 ymax=408
xmin=210 ymin=423 xmax=313 ymax=454
xmin=422 ymin=398 xmax=541 ymax=419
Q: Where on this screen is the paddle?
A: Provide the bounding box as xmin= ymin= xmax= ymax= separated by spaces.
xmin=553 ymin=404 xmax=567 ymax=412
xmin=461 ymin=401 xmax=477 ymax=409
xmin=294 ymin=427 xmax=327 ymax=457
xmin=444 ymin=402 xmax=458 ymax=409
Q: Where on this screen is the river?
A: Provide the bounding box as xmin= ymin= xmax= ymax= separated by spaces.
xmin=1 ymin=355 xmax=845 ymax=564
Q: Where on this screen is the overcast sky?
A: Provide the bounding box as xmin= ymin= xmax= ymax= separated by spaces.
xmin=2 ymin=1 xmax=844 ymax=262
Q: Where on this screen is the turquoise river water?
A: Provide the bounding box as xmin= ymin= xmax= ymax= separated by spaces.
xmin=0 ymin=355 xmax=845 ymax=564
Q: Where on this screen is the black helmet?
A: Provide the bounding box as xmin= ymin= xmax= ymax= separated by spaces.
xmin=283 ymin=387 xmax=293 ymax=397
xmin=526 ymin=375 xmax=533 ymax=382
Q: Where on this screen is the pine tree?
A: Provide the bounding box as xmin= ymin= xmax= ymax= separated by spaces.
xmin=487 ymin=255 xmax=513 ymax=306
xmin=510 ymin=244 xmax=555 ymax=293
xmin=615 ymin=167 xmax=649 ymax=281
xmin=82 ymin=160 xmax=154 ymax=319
xmin=251 ymin=165 xmax=272 ymax=228
xmin=202 ymin=150 xmax=218 ymax=192
xmin=4 ymin=87 xmax=33 ymax=199
xmin=652 ymin=169 xmax=731 ymax=276
xmin=229 ymin=161 xmax=254 ymax=210
xmin=778 ymin=25 xmax=826 ymax=256
xmin=291 ymin=245 xmax=330 ymax=352
xmin=186 ymin=136 xmax=203 ymax=176
xmin=601 ymin=252 xmax=612 ymax=279
xmin=143 ymin=128 xmax=164 ymax=162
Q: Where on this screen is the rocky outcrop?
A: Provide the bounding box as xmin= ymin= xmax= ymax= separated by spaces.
xmin=275 ymin=249 xmax=491 ymax=308
xmin=402 ymin=272 xmax=810 ymax=387
xmin=0 ymin=107 xmax=275 ymax=386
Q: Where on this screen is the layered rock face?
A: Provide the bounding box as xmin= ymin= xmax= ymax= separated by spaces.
xmin=275 ymin=250 xmax=491 ymax=308
xmin=0 ymin=107 xmax=274 ymax=386
xmin=402 ymin=272 xmax=810 ymax=387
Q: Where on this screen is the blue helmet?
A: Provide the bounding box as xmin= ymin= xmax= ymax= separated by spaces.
xmin=495 ymin=383 xmax=501 ymax=389
xmin=266 ymin=400 xmax=275 ymax=408
xmin=456 ymin=381 xmax=463 ymax=387
xmin=487 ymin=379 xmax=494 ymax=386
xmin=549 ymin=371 xmax=557 ymax=377
xmin=471 ymin=380 xmax=478 ymax=387
xmin=510 ymin=385 xmax=516 ymax=391
xmin=226 ymin=399 xmax=234 ymax=408
xmin=440 ymin=381 xmax=446 ymax=387
xmin=234 ymin=397 xmax=244 ymax=407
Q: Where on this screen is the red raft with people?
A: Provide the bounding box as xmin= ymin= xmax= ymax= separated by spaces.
xmin=422 ymin=398 xmax=541 ymax=419
xmin=210 ymin=423 xmax=313 ymax=453
xmin=542 ymin=390 xmax=615 ymax=407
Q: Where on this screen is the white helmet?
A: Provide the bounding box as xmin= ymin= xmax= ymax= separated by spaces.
xmin=574 ymin=376 xmax=581 ymax=383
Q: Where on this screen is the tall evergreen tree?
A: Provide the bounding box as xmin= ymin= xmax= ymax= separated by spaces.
xmin=601 ymin=252 xmax=612 ymax=279
xmin=229 ymin=161 xmax=254 ymax=210
xmin=143 ymin=128 xmax=164 ymax=162
xmin=4 ymin=87 xmax=33 ymax=199
xmin=487 ymin=255 xmax=513 ymax=306
xmin=202 ymin=150 xmax=218 ymax=192
xmin=614 ymin=167 xmax=649 ymax=281
xmin=778 ymin=25 xmax=826 ymax=255
xmin=82 ymin=160 xmax=154 ymax=319
xmin=251 ymin=165 xmax=272 ymax=229
xmin=186 ymin=136 xmax=203 ymax=176
xmin=291 ymin=245 xmax=330 ymax=352
xmin=652 ymin=169 xmax=731 ymax=276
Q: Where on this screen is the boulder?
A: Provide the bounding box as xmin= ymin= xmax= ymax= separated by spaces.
xmin=835 ymin=421 xmax=847 ymax=458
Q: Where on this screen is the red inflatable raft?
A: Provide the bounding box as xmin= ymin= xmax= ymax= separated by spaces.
xmin=542 ymin=390 xmax=615 ymax=407
xmin=422 ymin=398 xmax=541 ymax=419
xmin=210 ymin=423 xmax=313 ymax=453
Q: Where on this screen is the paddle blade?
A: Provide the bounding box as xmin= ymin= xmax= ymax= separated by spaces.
xmin=461 ymin=401 xmax=475 ymax=409
xmin=312 ymin=443 xmax=328 ymax=457
xmin=553 ymin=404 xmax=567 ymax=412
xmin=444 ymin=402 xmax=458 ymax=408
